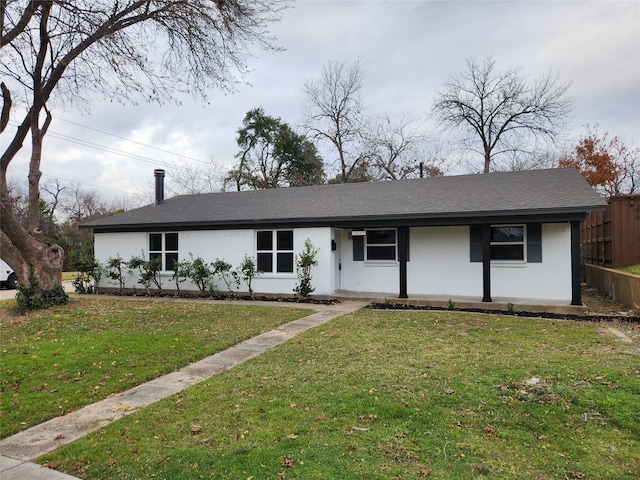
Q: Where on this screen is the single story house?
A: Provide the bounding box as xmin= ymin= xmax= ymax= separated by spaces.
xmin=83 ymin=167 xmax=606 ymax=305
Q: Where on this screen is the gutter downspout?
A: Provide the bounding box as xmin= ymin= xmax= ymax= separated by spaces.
xmin=571 ymin=220 xmax=582 ymax=305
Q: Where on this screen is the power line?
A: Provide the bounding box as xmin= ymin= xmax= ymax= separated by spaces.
xmin=55 ymin=116 xmax=215 ymax=166
xmin=9 ymin=165 xmax=145 ymax=196
xmin=7 ymin=120 xmax=207 ymax=175
xmin=7 ymin=102 xmax=215 ymax=166
xmin=46 ymin=131 xmax=181 ymax=170
xmin=4 ymin=109 xmax=228 ymax=193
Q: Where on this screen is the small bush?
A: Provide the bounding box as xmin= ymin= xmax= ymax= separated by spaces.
xmin=213 ymin=259 xmax=239 ymax=295
xmin=238 ymin=255 xmax=259 ymax=298
xmin=72 ymin=253 xmax=102 ymax=294
xmin=104 ymin=255 xmax=128 ymax=294
xmin=294 ymin=239 xmax=319 ymax=299
xmin=128 ymin=255 xmax=162 ymax=294
xmin=186 ymin=255 xmax=215 ymax=293
xmin=171 ymin=259 xmax=191 ymax=292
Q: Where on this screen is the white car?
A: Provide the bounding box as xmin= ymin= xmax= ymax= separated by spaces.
xmin=1 ymin=259 xmax=18 ymax=289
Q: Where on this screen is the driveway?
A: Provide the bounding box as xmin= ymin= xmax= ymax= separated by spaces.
xmin=0 ymin=281 xmax=74 ymax=301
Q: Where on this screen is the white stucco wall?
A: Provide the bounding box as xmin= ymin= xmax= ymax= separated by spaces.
xmin=94 ymin=227 xmax=334 ymax=295
xmin=340 ymin=224 xmax=573 ymax=302
xmin=94 ymin=231 xmax=147 ymax=270
xmin=407 ymin=226 xmax=482 ymax=297
xmin=490 ymin=223 xmax=571 ymax=301
xmin=94 ymin=223 xmax=573 ymax=301
xmin=337 ymin=229 xmax=399 ymax=294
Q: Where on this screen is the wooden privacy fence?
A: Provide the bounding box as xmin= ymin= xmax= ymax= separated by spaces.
xmin=581 ymin=195 xmax=640 ymax=268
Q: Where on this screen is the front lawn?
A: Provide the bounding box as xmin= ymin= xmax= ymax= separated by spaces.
xmin=40 ymin=309 xmax=639 ymax=479
xmin=61 ymin=271 xmax=78 ymax=282
xmin=0 ymin=298 xmax=312 ymax=438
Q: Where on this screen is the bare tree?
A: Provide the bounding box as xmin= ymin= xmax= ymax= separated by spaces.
xmin=365 ymin=115 xmax=443 ymax=180
xmin=4 ymin=178 xmax=29 ymax=227
xmin=166 ymin=157 xmax=225 ymax=196
xmin=303 ymin=59 xmax=369 ymax=183
xmin=59 ymin=185 xmax=113 ymax=225
xmin=42 ymin=178 xmax=67 ymax=219
xmin=1 ymin=0 xmax=287 ymax=294
xmin=432 ymin=57 xmax=573 ymax=173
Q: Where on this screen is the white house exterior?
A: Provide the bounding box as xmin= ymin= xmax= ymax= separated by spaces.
xmin=85 ymin=168 xmax=607 ymax=305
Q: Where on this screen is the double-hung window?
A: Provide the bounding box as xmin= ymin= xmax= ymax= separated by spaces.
xmin=366 ymin=229 xmax=397 ymax=261
xmin=470 ymin=224 xmax=542 ymax=263
xmin=149 ymin=233 xmax=179 ymax=271
xmin=256 ymin=230 xmax=294 ymax=273
xmin=352 ymin=229 xmax=399 ymax=262
xmin=490 ymin=225 xmax=525 ymax=261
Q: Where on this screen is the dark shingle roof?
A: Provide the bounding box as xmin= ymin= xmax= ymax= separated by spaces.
xmin=84 ymin=168 xmax=607 ymax=231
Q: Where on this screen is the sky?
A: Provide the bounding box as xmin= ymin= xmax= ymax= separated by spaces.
xmin=4 ymin=0 xmax=639 ymax=208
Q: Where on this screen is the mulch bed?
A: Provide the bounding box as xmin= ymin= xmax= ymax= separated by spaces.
xmin=367 ymin=301 xmax=640 ymax=323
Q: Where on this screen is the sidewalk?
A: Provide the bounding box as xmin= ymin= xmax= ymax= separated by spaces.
xmin=0 ymin=300 xmax=367 ymax=480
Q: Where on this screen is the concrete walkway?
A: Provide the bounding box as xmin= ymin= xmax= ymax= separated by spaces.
xmin=0 ymin=300 xmax=367 ymax=480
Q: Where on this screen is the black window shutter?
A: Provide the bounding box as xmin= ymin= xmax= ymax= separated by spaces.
xmin=353 ymin=236 xmax=364 ymax=261
xmin=527 ymin=223 xmax=542 ymax=263
xmin=470 ymin=225 xmax=483 ymax=262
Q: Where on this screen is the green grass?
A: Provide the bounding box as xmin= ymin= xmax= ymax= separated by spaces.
xmin=39 ymin=309 xmax=639 ymax=479
xmin=61 ymin=271 xmax=78 ymax=282
xmin=0 ymin=298 xmax=312 ymax=438
xmin=618 ymin=264 xmax=640 ymax=276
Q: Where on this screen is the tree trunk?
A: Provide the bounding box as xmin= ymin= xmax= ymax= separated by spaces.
xmin=0 ymin=67 xmax=63 ymax=290
xmin=484 ymin=148 xmax=491 ymax=173
xmin=0 ymin=211 xmax=64 ymax=291
xmin=0 ymin=101 xmax=62 ymax=291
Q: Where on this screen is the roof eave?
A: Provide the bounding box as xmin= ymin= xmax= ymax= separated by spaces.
xmin=87 ymin=205 xmax=604 ymax=233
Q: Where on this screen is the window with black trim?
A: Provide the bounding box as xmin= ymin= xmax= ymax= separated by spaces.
xmin=470 ymin=224 xmax=542 ymax=263
xmin=149 ymin=232 xmax=179 ymax=271
xmin=256 ymin=230 xmax=294 ymax=273
xmin=490 ymin=225 xmax=525 ymax=260
xmin=366 ymin=229 xmax=397 ymax=261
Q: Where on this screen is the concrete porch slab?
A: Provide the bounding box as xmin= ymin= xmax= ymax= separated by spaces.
xmin=333 ymin=290 xmax=588 ymax=316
